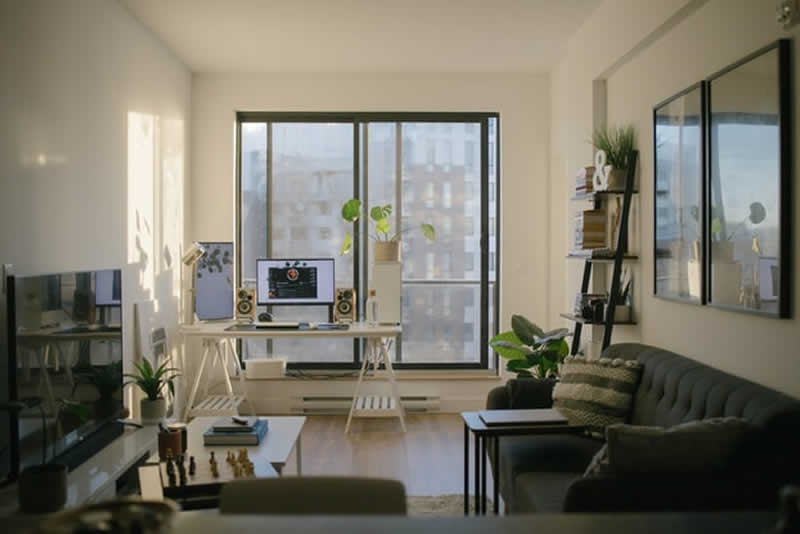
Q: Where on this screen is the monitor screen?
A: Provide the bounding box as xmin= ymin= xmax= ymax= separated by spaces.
xmin=195 ymin=242 xmax=234 ymax=320
xmin=256 ymin=258 xmax=335 ymax=305
xmin=95 ymin=269 xmax=122 ymax=307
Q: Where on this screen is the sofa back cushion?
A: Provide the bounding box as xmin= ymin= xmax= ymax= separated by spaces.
xmin=602 ymin=343 xmax=799 ymax=427
xmin=601 ymin=343 xmax=800 ymax=481
xmin=552 ymin=356 xmax=642 ymax=428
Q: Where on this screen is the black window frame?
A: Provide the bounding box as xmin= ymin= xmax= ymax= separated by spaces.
xmin=235 ymin=111 xmax=500 ymax=370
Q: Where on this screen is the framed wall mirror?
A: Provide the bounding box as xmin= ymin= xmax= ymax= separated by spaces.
xmin=654 ymin=82 xmax=705 ymax=304
xmin=707 ymin=40 xmax=791 ymax=317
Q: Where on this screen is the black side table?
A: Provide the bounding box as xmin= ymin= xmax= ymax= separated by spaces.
xmin=461 ymin=411 xmax=588 ymax=515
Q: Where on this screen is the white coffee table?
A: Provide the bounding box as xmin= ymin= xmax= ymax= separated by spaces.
xmin=187 ymin=416 xmax=306 ymax=475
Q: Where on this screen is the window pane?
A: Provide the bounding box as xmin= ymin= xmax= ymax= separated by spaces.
xmin=240 ymin=123 xmax=267 ymax=283
xmin=401 ymin=283 xmax=480 ymax=364
xmin=256 ymin=122 xmax=355 ymax=363
xmin=400 ymin=122 xmax=482 ymax=364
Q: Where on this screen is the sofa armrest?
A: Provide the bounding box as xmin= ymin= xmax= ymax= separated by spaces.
xmin=486 ymin=385 xmax=510 ymax=410
xmin=563 ymin=474 xmax=782 ymax=513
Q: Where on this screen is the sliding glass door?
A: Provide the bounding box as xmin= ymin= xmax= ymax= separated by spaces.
xmin=237 ymin=113 xmax=498 ymax=369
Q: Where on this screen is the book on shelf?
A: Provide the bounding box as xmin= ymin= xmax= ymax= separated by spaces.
xmin=574 ymin=166 xmax=595 ymax=195
xmin=203 ymin=418 xmax=268 ymax=445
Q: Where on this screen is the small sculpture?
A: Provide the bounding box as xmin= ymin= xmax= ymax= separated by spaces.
xmin=188 ymin=456 xmax=196 ymax=476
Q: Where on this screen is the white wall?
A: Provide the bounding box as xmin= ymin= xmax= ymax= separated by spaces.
xmin=550 ymin=0 xmax=800 ymax=398
xmin=192 ymin=72 xmax=550 ymax=331
xmin=190 ymin=73 xmax=548 ymax=407
xmin=0 ymin=0 xmax=191 ymax=402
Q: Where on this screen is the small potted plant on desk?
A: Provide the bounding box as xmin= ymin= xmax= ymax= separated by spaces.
xmin=124 ymin=359 xmax=179 ymax=425
xmin=489 ymin=315 xmax=571 ymax=379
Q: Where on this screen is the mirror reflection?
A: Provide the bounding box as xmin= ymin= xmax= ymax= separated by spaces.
xmin=655 ymin=85 xmax=704 ymax=302
xmin=709 ymin=46 xmax=781 ymax=314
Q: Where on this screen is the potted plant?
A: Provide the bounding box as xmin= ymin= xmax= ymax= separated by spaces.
xmin=11 ymin=398 xmax=89 ymax=513
xmin=73 ymin=360 xmax=123 ymax=419
xmin=489 ymin=315 xmax=571 ymax=378
xmin=591 ymin=125 xmax=636 ymax=190
xmin=124 ymin=359 xmax=179 ymax=425
xmin=339 ymin=199 xmax=435 ymax=261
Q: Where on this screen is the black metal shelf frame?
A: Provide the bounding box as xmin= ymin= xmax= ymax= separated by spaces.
xmin=567 ymin=150 xmax=639 ymax=355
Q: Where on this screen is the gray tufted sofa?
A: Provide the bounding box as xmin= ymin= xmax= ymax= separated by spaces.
xmin=486 ymin=343 xmax=800 ymax=513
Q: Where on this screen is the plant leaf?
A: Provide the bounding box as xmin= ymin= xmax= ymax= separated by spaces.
xmin=383 ymin=204 xmax=392 ymax=217
xmin=370 ymin=206 xmax=386 ymax=222
xmin=375 ymin=217 xmax=390 ymax=235
xmin=506 ymin=359 xmax=533 ymax=374
xmin=167 ymin=379 xmax=175 ymax=399
xmin=421 ymin=223 xmax=436 ymax=241
xmin=341 ymin=199 xmax=362 ymax=222
xmin=341 ymin=233 xmax=353 ymax=256
xmin=511 ymin=315 xmax=544 ymax=346
xmin=489 ymin=331 xmax=525 ymax=359
xmin=535 ymin=328 xmax=571 ymax=345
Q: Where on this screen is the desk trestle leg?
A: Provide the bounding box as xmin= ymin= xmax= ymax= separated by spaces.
xmin=345 ymin=337 xmax=405 ymax=434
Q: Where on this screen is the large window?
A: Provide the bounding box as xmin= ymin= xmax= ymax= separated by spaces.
xmin=237 ymin=113 xmax=499 ymax=369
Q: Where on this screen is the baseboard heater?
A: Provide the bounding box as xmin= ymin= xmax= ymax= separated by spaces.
xmin=294 ymin=395 xmax=440 ymax=414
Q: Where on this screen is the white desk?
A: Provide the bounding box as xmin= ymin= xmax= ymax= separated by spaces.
xmin=179 ymin=323 xmax=404 ymax=431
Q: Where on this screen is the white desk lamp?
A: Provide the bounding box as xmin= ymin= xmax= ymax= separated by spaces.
xmin=181 ymin=242 xmax=207 ymax=325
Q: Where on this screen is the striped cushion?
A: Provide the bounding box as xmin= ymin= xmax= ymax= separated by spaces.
xmin=552 ymin=356 xmax=642 ymax=428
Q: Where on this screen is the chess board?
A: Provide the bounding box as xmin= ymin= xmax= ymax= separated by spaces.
xmin=156 ymin=450 xmax=276 ymax=504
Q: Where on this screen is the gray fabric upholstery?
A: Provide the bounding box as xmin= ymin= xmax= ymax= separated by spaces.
xmin=497 ymin=433 xmax=602 ymax=508
xmin=513 ymin=472 xmax=580 ymax=513
xmin=604 ymin=417 xmax=755 ymax=475
xmin=220 ymin=477 xmax=407 ymax=515
xmin=489 ymin=343 xmax=800 ymax=514
xmin=602 ymin=343 xmax=799 ymax=429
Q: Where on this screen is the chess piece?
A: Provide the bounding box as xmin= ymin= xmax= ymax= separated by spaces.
xmin=189 ymin=456 xmax=196 ymax=476
xmin=167 ymin=470 xmax=176 ymax=487
xmin=209 ymin=451 xmax=215 ymax=465
xmin=233 ymin=464 xmax=241 ymax=478
xmin=166 ymin=457 xmax=175 ymax=477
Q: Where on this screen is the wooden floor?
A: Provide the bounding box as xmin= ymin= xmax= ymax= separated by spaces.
xmin=283 ymin=414 xmax=493 ymax=497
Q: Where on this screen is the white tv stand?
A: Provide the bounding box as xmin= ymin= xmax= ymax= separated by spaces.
xmin=0 ymin=424 xmax=157 ymax=517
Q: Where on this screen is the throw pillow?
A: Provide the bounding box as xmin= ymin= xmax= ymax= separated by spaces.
xmin=604 ymin=417 xmax=757 ymax=475
xmin=552 ymin=356 xmax=642 ymax=428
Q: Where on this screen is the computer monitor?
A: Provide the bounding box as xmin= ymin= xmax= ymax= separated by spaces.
xmin=256 ymin=258 xmax=335 ymax=306
xmin=94 ymin=269 xmax=122 ymax=307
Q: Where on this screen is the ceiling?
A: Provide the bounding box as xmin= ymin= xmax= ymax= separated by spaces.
xmin=121 ymin=0 xmax=602 ymax=74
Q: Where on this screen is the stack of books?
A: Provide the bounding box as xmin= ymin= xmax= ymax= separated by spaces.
xmin=575 ymin=166 xmax=595 ymax=196
xmin=203 ymin=417 xmax=269 ymax=446
xmin=574 ymin=208 xmax=607 ymax=250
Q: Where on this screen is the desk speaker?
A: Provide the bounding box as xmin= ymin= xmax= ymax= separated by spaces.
xmin=235 ymin=288 xmax=256 ymax=321
xmin=334 ymin=288 xmax=356 ymax=323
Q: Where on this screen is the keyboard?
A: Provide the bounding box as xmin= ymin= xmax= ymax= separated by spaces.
xmin=253 ymin=321 xmax=300 ymax=329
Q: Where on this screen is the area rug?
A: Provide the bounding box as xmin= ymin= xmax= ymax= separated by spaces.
xmin=407 ymin=495 xmax=494 ymax=517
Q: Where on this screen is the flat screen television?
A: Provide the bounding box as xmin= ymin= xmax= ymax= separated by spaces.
xmin=11 ymin=269 xmax=125 ymax=472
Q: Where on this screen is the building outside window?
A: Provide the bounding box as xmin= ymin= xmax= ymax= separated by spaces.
xmin=237 ymin=113 xmax=499 ymax=369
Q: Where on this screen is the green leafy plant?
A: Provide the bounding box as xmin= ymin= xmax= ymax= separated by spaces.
xmin=489 ymin=315 xmax=571 ymax=378
xmin=711 ymin=202 xmax=767 ymax=242
xmin=340 ymin=199 xmax=435 ymax=255
xmin=123 ymin=359 xmax=179 ymax=401
xmin=591 ymin=124 xmax=636 ymax=169
xmin=73 ymin=360 xmax=123 ymax=401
